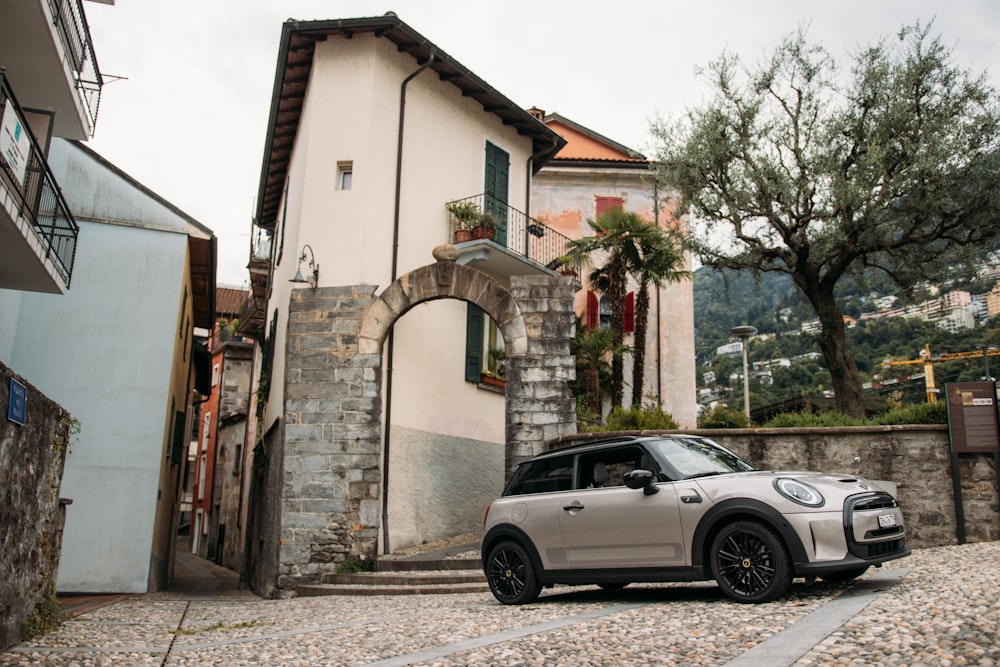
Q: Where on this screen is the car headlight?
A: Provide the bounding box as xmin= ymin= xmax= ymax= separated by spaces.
xmin=774 ymin=478 xmax=825 ymax=507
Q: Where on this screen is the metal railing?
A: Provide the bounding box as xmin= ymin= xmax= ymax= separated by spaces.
xmin=0 ymin=73 xmax=79 ymax=287
xmin=446 ymin=193 xmax=580 ymax=275
xmin=49 ymin=0 xmax=103 ymax=134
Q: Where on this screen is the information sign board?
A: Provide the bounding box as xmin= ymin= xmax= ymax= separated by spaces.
xmin=945 ymin=382 xmax=1000 ymax=454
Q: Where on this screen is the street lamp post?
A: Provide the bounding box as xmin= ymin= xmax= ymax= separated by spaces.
xmin=731 ymin=325 xmax=758 ymax=420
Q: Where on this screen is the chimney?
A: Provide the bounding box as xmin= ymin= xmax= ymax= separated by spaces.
xmin=527 ymin=107 xmax=545 ymax=122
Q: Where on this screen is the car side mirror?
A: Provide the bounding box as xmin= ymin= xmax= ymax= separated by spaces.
xmin=624 ymin=469 xmax=659 ymax=495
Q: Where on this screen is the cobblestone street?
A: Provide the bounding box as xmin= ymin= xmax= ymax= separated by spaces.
xmin=2 ymin=541 xmax=997 ymax=667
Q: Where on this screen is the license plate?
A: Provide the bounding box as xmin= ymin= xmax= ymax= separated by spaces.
xmin=878 ymin=513 xmax=897 ymax=529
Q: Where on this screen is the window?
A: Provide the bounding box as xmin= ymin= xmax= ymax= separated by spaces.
xmin=211 ymin=364 xmax=220 ymax=387
xmin=337 ymin=161 xmax=353 ymax=190
xmin=599 ymin=295 xmax=612 ymax=330
xmin=585 ymin=291 xmax=634 ymax=332
xmin=484 ymin=142 xmax=509 ymax=244
xmin=595 ymin=196 xmax=624 ymax=218
xmin=197 ymin=453 xmax=207 ymax=500
xmin=579 ymin=446 xmax=649 ymax=488
xmin=464 ymin=304 xmax=503 ymax=383
xmin=202 ymin=413 xmax=211 ymax=452
xmin=506 ymin=455 xmax=575 ymax=496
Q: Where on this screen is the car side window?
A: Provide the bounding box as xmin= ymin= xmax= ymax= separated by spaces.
xmin=505 ymin=455 xmax=574 ymax=496
xmin=580 ymin=446 xmax=651 ymax=488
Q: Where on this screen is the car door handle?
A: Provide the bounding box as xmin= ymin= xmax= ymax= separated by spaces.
xmin=680 ymin=494 xmax=702 ymax=504
xmin=563 ymin=502 xmax=585 ymax=511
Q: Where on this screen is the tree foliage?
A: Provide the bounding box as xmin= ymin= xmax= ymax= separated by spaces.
xmin=653 ymin=22 xmax=1000 ymax=417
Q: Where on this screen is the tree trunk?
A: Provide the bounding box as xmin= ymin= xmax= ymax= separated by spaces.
xmin=810 ymin=289 xmax=867 ymax=418
xmin=631 ymin=283 xmax=650 ymax=406
xmin=609 ymin=257 xmax=627 ymax=408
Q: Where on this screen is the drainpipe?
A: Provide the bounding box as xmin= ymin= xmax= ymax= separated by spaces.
xmin=653 ymin=176 xmax=663 ymax=405
xmin=383 ymin=50 xmax=435 ymax=555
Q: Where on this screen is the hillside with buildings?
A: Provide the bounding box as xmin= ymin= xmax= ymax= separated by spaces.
xmin=695 ymin=261 xmax=1000 ymax=415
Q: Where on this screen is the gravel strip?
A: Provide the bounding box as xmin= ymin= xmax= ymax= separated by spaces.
xmin=1 ymin=541 xmax=996 ymax=667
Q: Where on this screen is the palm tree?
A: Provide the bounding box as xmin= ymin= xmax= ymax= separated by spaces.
xmin=630 ymin=232 xmax=690 ymax=406
xmin=566 ymin=209 xmax=662 ymax=407
xmin=570 ymin=318 xmax=617 ymax=417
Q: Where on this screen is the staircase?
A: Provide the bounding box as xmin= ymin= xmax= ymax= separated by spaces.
xmin=296 ymin=539 xmax=487 ymax=597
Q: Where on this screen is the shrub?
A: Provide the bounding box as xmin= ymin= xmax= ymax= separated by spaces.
xmin=588 ymin=405 xmax=679 ymax=432
xmin=698 ymin=404 xmax=749 ymax=429
xmin=875 ymin=401 xmax=948 ymax=425
xmin=762 ymin=411 xmax=867 ymax=428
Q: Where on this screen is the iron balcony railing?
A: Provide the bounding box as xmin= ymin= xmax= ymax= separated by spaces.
xmin=0 ymin=72 xmax=79 ymax=287
xmin=49 ymin=0 xmax=103 ymax=134
xmin=446 ymin=193 xmax=580 ymax=276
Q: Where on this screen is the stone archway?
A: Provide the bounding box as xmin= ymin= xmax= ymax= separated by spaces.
xmin=275 ymin=257 xmax=576 ymax=590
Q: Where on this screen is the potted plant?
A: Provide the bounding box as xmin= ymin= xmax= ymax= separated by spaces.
xmin=481 ymin=345 xmax=506 ymax=387
xmin=447 ymin=201 xmax=480 ymax=243
xmin=474 ymin=212 xmax=497 ymax=241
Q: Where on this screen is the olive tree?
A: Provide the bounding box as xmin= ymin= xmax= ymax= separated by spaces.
xmin=653 ymin=23 xmax=1000 ymax=417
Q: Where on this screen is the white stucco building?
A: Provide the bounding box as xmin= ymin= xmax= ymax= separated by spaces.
xmin=0 ymin=140 xmax=215 ymax=592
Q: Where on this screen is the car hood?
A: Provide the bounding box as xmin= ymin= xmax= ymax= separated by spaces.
xmin=689 ymin=470 xmax=887 ymax=507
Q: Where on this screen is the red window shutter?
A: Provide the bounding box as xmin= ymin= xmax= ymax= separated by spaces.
xmin=624 ymin=292 xmax=635 ymax=333
xmin=586 ymin=291 xmax=599 ymax=330
xmin=595 ymin=196 xmax=624 ymax=217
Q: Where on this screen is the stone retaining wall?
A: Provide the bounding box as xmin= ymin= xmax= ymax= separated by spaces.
xmin=553 ymin=426 xmax=999 ymax=549
xmin=0 ymin=363 xmax=72 ymax=651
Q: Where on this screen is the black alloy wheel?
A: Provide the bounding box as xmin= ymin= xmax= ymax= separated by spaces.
xmin=710 ymin=521 xmax=791 ymax=603
xmin=486 ymin=540 xmax=541 ymax=605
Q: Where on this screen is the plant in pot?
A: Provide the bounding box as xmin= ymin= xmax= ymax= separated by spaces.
xmin=474 ymin=212 xmax=497 ymax=241
xmin=481 ymin=345 xmax=506 ymax=387
xmin=447 ymin=200 xmax=480 ymax=243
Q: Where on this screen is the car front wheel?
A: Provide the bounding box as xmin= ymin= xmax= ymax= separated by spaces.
xmin=486 ymin=540 xmax=541 ymax=605
xmin=710 ymin=521 xmax=791 ymax=603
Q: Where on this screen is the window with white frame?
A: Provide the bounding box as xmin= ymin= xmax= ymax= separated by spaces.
xmin=337 ymin=161 xmax=353 ymax=190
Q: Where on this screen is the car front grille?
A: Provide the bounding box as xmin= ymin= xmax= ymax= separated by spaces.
xmin=844 ymin=491 xmax=907 ymax=559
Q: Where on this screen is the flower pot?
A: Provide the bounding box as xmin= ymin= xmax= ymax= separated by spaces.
xmin=480 ymin=373 xmax=505 ymax=388
xmin=473 ymin=225 xmax=495 ymax=241
xmin=454 ymin=228 xmax=473 ymax=243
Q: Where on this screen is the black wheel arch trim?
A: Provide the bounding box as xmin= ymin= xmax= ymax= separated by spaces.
xmin=692 ymin=498 xmax=808 ymax=569
xmin=482 ymin=525 xmax=545 ymax=578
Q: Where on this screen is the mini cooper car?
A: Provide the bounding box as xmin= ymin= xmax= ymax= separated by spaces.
xmin=482 ymin=435 xmax=909 ymax=604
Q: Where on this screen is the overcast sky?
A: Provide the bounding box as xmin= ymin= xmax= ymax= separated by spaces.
xmin=82 ymin=1 xmax=1000 ymax=287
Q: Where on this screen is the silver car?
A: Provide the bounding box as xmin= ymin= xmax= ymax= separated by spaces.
xmin=482 ymin=435 xmax=909 ymax=604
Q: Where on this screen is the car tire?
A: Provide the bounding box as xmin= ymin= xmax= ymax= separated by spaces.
xmin=710 ymin=521 xmax=792 ymax=604
xmin=820 ymin=566 xmax=869 ymax=583
xmin=486 ymin=540 xmax=541 ymax=605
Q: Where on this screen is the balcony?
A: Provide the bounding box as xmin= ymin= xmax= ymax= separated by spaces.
xmin=445 ymin=194 xmax=580 ymax=280
xmin=0 ymin=73 xmax=79 ymax=293
xmin=0 ymin=0 xmax=104 ymax=139
xmin=236 ymin=226 xmax=273 ymax=337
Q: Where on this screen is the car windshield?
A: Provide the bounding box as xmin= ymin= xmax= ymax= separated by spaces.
xmin=646 ymin=437 xmax=755 ymax=480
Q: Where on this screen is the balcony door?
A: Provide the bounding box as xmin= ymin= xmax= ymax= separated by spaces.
xmin=484 ymin=141 xmax=509 ymax=245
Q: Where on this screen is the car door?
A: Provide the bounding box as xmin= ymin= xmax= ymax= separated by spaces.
xmin=554 ymin=446 xmax=685 ymax=569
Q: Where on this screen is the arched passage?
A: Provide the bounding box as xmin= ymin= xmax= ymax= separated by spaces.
xmin=275 ymin=257 xmax=576 ymax=590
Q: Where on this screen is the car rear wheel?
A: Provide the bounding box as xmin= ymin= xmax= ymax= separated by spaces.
xmin=820 ymin=566 xmax=869 ymax=583
xmin=486 ymin=540 xmax=541 ymax=605
xmin=710 ymin=521 xmax=791 ymax=603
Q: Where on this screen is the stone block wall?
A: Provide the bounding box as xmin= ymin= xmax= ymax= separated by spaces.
xmin=553 ymin=426 xmax=998 ymax=549
xmin=269 ymin=263 xmax=577 ymax=593
xmin=0 ymin=362 xmax=72 ymax=651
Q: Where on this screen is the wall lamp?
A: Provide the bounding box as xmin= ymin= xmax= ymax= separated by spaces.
xmin=290 ymin=244 xmax=319 ymax=289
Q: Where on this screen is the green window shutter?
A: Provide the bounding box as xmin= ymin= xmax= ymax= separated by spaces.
xmin=465 ymin=303 xmax=485 ymax=382
xmin=484 ymin=142 xmax=510 ymax=245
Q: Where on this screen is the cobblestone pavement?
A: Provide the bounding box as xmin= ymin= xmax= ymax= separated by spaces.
xmin=2 ymin=541 xmax=997 ymax=666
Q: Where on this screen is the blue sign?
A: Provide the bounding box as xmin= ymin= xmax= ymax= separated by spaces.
xmin=7 ymin=378 xmax=26 ymax=425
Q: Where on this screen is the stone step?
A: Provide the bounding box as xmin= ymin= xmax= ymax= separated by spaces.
xmin=322 ymin=570 xmax=486 ymax=586
xmin=298 ymin=578 xmax=488 ymax=598
xmin=376 ymin=558 xmax=480 ymax=572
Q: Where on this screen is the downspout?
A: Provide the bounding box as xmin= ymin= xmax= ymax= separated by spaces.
xmin=383 ymin=50 xmax=435 ymax=555
xmin=653 ymin=176 xmax=663 ymax=405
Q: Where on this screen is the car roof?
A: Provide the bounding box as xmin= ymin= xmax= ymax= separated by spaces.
xmin=526 ymin=434 xmax=703 ymax=462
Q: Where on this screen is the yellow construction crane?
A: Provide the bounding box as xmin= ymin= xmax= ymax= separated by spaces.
xmin=882 ymin=344 xmax=1000 ymax=403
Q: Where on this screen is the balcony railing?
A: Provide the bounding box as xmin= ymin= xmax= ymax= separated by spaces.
xmin=0 ymin=72 xmax=79 ymax=287
xmin=446 ymin=194 xmax=580 ymax=276
xmin=49 ymin=0 xmax=103 ymax=134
